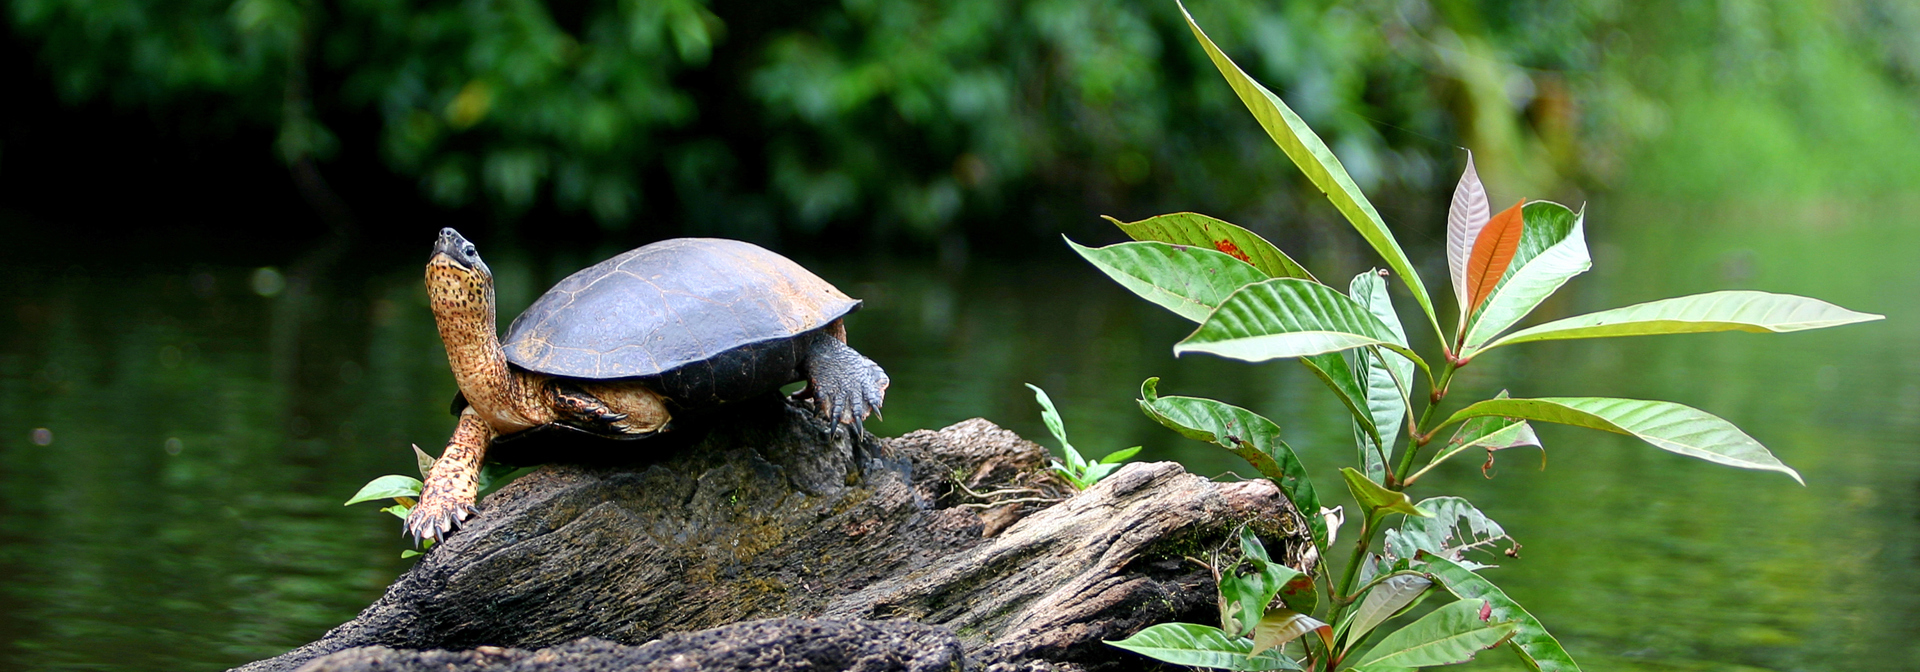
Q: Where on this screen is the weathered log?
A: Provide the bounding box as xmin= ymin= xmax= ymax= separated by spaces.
xmin=236 ymin=394 xmax=1309 ymax=672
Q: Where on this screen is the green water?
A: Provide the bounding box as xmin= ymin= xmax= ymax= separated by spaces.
xmin=1 ymin=196 xmax=1916 ymax=671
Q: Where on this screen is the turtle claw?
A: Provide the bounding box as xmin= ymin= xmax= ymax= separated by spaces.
xmin=802 ymin=331 xmax=889 ymax=435
xmin=405 ymin=499 xmax=476 ymax=547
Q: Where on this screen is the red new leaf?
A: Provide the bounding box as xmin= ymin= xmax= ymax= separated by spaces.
xmin=1463 ymin=200 xmax=1527 ymax=318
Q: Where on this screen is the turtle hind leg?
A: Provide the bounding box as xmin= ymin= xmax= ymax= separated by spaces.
xmin=801 ymin=330 xmax=889 ymax=431
xmin=551 ymin=382 xmax=630 ymax=428
xmin=406 ymin=409 xmax=495 ymax=546
xmin=553 ymin=381 xmax=671 ymax=436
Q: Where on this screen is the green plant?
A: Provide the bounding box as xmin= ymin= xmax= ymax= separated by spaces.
xmin=345 ymin=444 xmax=518 ymax=557
xmin=1027 ymin=383 xmax=1142 ymax=489
xmin=1087 ymin=3 xmax=1882 ymax=670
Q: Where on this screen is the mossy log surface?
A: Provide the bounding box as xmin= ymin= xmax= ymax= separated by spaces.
xmin=236 ymin=395 xmax=1309 ymax=672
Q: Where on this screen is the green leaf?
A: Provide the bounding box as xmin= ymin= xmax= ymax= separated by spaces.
xmin=1102 ymin=212 xmax=1315 ymax=282
xmin=1176 ymin=279 xmax=1429 ymax=382
xmin=1462 ymin=202 xmax=1590 ymax=350
xmin=477 ymin=461 xmax=518 ymax=492
xmin=1220 ymin=528 xmax=1303 ymax=637
xmin=1352 ymin=599 xmax=1515 ymax=670
xmin=1027 ymin=383 xmax=1071 ymax=449
xmin=345 ymin=475 xmax=424 ymax=505
xmin=1300 ymin=353 xmax=1381 ymax=451
xmin=1176 ymin=0 xmax=1438 ymax=338
xmin=412 ymin=443 xmax=437 ymax=480
xmin=1422 ymin=390 xmax=1542 ymax=475
xmin=1141 ymin=378 xmax=1327 ymax=549
xmin=400 ymin=549 xmax=423 ymax=559
xmin=1028 ymin=383 xmax=1093 ymax=479
xmin=1100 ymin=446 xmax=1143 ymax=464
xmin=1082 ymin=462 xmax=1122 ymax=484
xmin=1106 ymin=623 xmax=1302 ymax=671
xmin=1442 ymin=391 xmax=1542 ymax=454
xmin=1069 ymin=238 xmax=1272 ymax=323
xmin=1420 ymin=556 xmax=1580 ymax=672
xmin=1345 ymin=573 xmax=1433 ymax=649
xmin=1472 ymin=290 xmax=1884 ymax=356
xmin=379 ymin=504 xmax=412 ymax=520
xmin=1438 ymin=397 xmax=1804 ymax=484
xmin=1340 ymin=467 xmax=1431 ymax=520
xmin=1385 ymin=497 xmax=1513 ymax=571
xmin=1254 ymin=609 xmax=1331 ymax=655
xmin=1279 ymin=571 xmax=1318 ymax=615
xmin=1348 ymin=271 xmax=1412 ymax=483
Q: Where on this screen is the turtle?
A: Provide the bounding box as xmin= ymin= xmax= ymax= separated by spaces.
xmin=408 ymin=227 xmax=888 ymax=543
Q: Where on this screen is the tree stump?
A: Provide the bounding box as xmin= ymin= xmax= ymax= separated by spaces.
xmin=235 ymin=395 xmax=1309 ymax=672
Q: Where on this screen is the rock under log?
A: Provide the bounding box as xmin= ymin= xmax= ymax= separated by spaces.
xmin=235 ymin=395 xmax=1309 ymax=672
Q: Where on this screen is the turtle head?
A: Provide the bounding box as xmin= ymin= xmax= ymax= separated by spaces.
xmin=431 ymin=227 xmax=490 ymax=276
xmin=426 ymin=227 xmax=495 ymax=323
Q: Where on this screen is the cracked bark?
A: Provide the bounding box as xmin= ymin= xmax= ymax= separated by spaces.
xmin=234 ymin=394 xmax=1310 ymax=672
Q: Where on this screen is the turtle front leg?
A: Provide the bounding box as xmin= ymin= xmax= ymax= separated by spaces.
xmin=406 ymin=408 xmax=496 ymax=545
xmin=801 ymin=330 xmax=889 ymax=430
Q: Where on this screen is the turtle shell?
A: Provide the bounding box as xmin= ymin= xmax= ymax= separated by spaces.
xmin=502 ymin=238 xmax=859 ymax=385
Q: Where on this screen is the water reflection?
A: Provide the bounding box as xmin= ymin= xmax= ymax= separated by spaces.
xmin=1 ymin=196 xmax=1917 ymax=670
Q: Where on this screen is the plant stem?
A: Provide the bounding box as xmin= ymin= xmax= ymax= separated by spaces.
xmin=1334 ymin=514 xmax=1373 ymax=604
xmin=1328 ymin=355 xmax=1462 ymax=664
xmin=1394 ymin=358 xmax=1459 ymax=485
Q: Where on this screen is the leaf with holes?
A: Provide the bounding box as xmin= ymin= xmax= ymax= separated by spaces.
xmin=1385 ymin=497 xmax=1513 ymax=570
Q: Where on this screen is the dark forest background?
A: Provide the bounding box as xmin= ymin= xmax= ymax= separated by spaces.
xmin=8 ymin=0 xmax=1918 ymax=266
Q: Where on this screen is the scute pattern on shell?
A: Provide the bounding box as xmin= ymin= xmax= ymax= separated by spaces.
xmin=503 ymin=238 xmax=859 ymax=380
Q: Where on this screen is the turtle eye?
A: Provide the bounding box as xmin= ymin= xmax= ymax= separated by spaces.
xmin=463 ymin=245 xmax=477 ymax=259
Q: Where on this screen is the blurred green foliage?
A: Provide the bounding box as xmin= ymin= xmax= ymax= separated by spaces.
xmin=9 ymin=0 xmax=1919 ymax=240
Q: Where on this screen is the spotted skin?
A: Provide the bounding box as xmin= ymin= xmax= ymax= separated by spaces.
xmin=407 ymin=408 xmax=494 ymax=543
xmin=408 ymin=228 xmax=885 ymax=546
